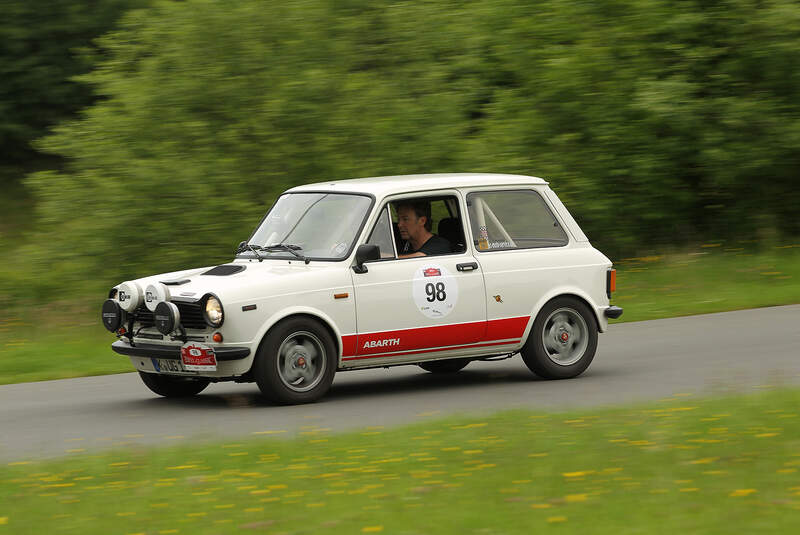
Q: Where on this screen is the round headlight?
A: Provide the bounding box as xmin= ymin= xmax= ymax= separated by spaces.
xmin=117 ymin=281 xmax=143 ymax=313
xmin=154 ymin=301 xmax=181 ymax=335
xmin=101 ymin=299 xmax=125 ymax=332
xmin=204 ymin=295 xmax=224 ymax=327
xmin=144 ymin=282 xmax=171 ymax=312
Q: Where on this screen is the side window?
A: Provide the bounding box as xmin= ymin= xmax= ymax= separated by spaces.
xmin=389 ymin=196 xmax=466 ymax=257
xmin=467 ymin=190 xmax=568 ymax=251
xmin=365 ymin=206 xmax=396 ymax=259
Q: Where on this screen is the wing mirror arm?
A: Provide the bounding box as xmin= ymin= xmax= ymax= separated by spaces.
xmin=352 ymin=244 xmax=380 ymax=274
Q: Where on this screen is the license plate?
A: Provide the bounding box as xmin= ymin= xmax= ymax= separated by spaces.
xmin=180 ymin=342 xmax=218 ymax=371
xmin=152 ymin=358 xmax=189 ymax=373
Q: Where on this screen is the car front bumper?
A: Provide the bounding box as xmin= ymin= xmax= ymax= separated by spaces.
xmin=111 ymin=340 xmax=250 ymax=361
xmin=604 ymin=306 xmax=623 ymax=319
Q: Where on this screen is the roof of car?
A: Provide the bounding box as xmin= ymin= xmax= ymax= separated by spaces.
xmin=286 ymin=173 xmax=548 ymax=197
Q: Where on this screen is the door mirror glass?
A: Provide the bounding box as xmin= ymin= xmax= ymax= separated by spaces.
xmin=353 ymin=244 xmax=380 ymax=273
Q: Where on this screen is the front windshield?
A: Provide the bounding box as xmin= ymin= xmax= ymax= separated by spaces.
xmin=242 ymin=193 xmax=373 ymax=260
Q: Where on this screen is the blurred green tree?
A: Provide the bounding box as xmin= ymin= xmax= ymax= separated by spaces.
xmin=0 ymin=0 xmax=146 ymax=185
xmin=15 ymin=0 xmax=800 ymax=302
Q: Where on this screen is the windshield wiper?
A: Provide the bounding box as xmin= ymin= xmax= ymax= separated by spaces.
xmin=263 ymin=243 xmax=309 ymax=264
xmin=236 ymin=242 xmax=265 ymax=262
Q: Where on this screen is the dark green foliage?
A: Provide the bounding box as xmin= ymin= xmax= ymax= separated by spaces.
xmin=0 ymin=0 xmax=146 ymax=184
xmin=11 ymin=0 xmax=800 ymax=301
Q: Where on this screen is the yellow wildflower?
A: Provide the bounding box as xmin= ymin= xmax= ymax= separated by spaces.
xmin=562 ymin=471 xmax=594 ymax=478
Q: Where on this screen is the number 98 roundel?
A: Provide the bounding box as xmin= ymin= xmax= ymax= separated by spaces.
xmin=412 ymin=265 xmax=459 ymax=318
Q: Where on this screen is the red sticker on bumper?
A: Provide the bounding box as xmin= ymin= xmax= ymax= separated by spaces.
xmin=181 ymin=343 xmax=218 ymax=371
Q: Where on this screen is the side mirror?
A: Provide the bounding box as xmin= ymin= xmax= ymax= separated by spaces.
xmin=353 ymin=244 xmax=380 ymax=274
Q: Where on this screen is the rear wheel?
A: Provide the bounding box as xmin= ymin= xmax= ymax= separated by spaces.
xmin=253 ymin=317 xmax=337 ymax=404
xmin=138 ymin=371 xmax=210 ymax=397
xmin=418 ymin=359 xmax=470 ymax=374
xmin=521 ymin=297 xmax=598 ymax=379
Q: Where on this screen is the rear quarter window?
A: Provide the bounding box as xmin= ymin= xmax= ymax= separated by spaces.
xmin=467 ymin=190 xmax=568 ymax=251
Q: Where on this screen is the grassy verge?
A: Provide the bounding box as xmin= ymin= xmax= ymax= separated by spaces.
xmin=2 ymin=388 xmax=799 ymax=533
xmin=614 ymin=245 xmax=800 ymax=322
xmin=0 ymin=323 xmax=128 ymax=385
xmin=1 ymin=246 xmax=798 ymax=386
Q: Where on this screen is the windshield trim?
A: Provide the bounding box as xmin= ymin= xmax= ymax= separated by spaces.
xmin=238 ymin=191 xmax=376 ymax=263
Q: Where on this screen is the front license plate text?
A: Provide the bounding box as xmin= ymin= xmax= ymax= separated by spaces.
xmin=152 ymin=357 xmax=190 ymax=373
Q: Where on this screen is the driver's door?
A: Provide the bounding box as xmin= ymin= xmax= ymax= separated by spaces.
xmin=345 ymin=198 xmax=487 ymax=367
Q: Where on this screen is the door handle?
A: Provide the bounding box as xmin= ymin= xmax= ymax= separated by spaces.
xmin=456 ymin=262 xmax=479 ymax=272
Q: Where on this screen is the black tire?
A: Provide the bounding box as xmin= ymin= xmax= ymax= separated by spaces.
xmin=138 ymin=371 xmax=210 ymax=397
xmin=252 ymin=316 xmax=337 ymax=405
xmin=521 ymin=296 xmax=598 ymax=379
xmin=418 ymin=358 xmax=470 ymax=374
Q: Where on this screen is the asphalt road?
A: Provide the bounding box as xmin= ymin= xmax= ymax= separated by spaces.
xmin=1 ymin=305 xmax=798 ymax=461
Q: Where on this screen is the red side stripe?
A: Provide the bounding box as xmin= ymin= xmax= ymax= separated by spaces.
xmin=486 ymin=316 xmax=530 ymax=340
xmin=341 ymin=316 xmax=530 ymax=359
xmin=355 ymin=320 xmax=484 ymax=356
xmin=342 ymin=340 xmax=520 ymax=361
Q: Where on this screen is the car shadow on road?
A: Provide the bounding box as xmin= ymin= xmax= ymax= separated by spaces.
xmin=326 ymin=367 xmax=538 ymax=401
xmin=127 ymin=362 xmax=612 ymax=409
xmin=125 ymin=366 xmax=538 ymax=409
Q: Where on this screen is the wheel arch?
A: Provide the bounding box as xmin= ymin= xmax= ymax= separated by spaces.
xmin=252 ymin=307 xmax=343 ymax=366
xmin=522 ymin=289 xmax=604 ymax=345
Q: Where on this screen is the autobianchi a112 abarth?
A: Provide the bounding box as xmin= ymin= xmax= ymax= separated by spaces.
xmin=101 ymin=173 xmax=622 ymax=404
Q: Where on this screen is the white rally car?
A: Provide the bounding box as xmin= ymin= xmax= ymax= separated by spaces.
xmin=101 ymin=173 xmax=622 ymax=404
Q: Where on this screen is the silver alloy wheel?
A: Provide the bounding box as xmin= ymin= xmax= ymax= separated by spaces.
xmin=276 ymin=330 xmax=327 ymax=392
xmin=541 ymin=307 xmax=589 ymax=366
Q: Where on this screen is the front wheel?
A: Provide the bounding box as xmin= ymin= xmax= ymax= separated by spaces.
xmin=521 ymin=297 xmax=598 ymax=379
xmin=138 ymin=371 xmax=210 ymax=397
xmin=252 ymin=317 xmax=337 ymax=405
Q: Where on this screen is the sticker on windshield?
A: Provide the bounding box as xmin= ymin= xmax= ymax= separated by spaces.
xmin=412 ymin=265 xmax=459 ymax=318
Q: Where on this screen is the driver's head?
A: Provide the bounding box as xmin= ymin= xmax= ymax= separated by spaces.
xmin=396 ymin=201 xmax=432 ymax=242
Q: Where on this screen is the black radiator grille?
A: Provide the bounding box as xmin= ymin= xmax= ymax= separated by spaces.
xmin=176 ymin=301 xmax=207 ymax=330
xmin=133 ymin=306 xmax=153 ymax=327
xmin=133 ymin=302 xmax=207 ymax=330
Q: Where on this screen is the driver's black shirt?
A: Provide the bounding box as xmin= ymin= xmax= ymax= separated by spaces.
xmin=402 ymin=234 xmax=452 ymax=256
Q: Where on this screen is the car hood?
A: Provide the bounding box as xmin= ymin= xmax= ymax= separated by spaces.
xmin=123 ymin=259 xmax=345 ymax=306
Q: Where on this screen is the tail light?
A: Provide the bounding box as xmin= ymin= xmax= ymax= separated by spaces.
xmin=607 ymin=268 xmax=616 ymax=298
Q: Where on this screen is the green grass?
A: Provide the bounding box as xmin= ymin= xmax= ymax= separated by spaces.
xmin=2 ymin=388 xmax=799 ymax=534
xmin=0 ymin=322 xmax=129 ymax=386
xmin=613 ymin=245 xmax=800 ymax=322
xmin=1 ymin=246 xmax=798 ymax=386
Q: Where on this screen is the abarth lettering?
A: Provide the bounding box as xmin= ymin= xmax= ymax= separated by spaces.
xmin=363 ymin=338 xmax=401 ymax=349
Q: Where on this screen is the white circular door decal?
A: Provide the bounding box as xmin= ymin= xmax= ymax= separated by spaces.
xmin=412 ymin=265 xmax=459 ymax=318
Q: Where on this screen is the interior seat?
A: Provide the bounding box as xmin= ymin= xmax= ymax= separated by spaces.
xmin=437 ymin=217 xmax=466 ymax=253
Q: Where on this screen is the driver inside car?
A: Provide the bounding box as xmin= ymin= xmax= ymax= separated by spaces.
xmin=395 ymin=201 xmax=452 ymax=257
